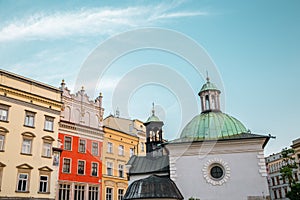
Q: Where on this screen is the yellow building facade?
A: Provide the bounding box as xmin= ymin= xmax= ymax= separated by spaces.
xmin=0 ymin=70 xmax=62 ymax=200
xmin=102 ymin=115 xmax=144 ymax=200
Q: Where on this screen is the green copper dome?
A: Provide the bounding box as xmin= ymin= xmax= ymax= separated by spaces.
xmin=199 ymin=81 xmax=220 ymax=93
xmin=180 ymin=112 xmax=247 ymax=140
xmin=145 ymin=114 xmax=160 ymax=123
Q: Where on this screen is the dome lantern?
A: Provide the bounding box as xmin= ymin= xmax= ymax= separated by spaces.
xmin=198 ymin=76 xmax=221 ymax=113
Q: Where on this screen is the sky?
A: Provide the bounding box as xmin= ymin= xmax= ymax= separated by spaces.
xmin=0 ymin=0 xmax=299 ymax=156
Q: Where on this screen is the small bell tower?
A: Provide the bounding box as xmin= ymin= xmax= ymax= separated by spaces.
xmin=198 ymin=76 xmax=221 ymax=113
xmin=144 ymin=103 xmax=164 ymax=157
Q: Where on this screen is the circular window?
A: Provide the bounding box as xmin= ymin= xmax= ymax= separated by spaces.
xmin=202 ymin=158 xmax=230 ymax=186
xmin=210 ymin=165 xmax=224 ymax=180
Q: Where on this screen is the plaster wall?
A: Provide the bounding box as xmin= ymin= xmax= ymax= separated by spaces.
xmin=168 ymin=139 xmax=269 ymax=200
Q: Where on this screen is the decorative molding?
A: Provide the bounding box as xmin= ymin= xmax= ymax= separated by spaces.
xmin=59 ymin=120 xmax=104 ymax=139
xmin=38 ymin=166 xmax=53 ymax=172
xmin=104 ymin=180 xmax=116 ymax=187
xmin=0 ymin=86 xmax=62 ymax=109
xmin=0 ymin=127 xmax=9 ymax=133
xmin=202 ymin=158 xmax=230 ymax=186
xmin=257 ymin=151 xmax=267 ymax=177
xmin=169 ymin=157 xmax=177 ymax=181
xmin=21 ymin=132 xmax=36 ymax=138
xmin=42 ymin=135 xmax=55 ymax=141
xmin=0 ymin=95 xmax=61 ymax=115
xmin=16 ymin=163 xmax=33 ymax=170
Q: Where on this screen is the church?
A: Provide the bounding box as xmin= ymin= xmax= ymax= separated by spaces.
xmin=124 ymin=78 xmax=271 ymax=200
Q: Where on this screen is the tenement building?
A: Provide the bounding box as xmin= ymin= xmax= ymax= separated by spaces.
xmin=0 ymin=69 xmax=62 ymax=200
xmin=265 ymin=138 xmax=300 ymax=200
xmin=102 ymin=115 xmax=145 ymax=200
xmin=57 ymin=81 xmax=104 ymax=200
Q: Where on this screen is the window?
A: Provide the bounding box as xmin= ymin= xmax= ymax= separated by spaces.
xmin=44 ymin=116 xmax=54 ymax=131
xmin=0 ymin=135 xmax=5 ymax=151
xmin=17 ymin=173 xmax=28 ymax=192
xmin=74 ymin=184 xmax=85 ymax=200
xmin=118 ymin=164 xmax=124 ymax=178
xmin=42 ymin=142 xmax=52 ymax=157
xmin=88 ymin=186 xmax=99 ymax=200
xmin=78 ymin=160 xmax=85 ymax=175
xmin=205 ymin=95 xmax=210 ymax=110
xmin=92 ymin=142 xmax=98 ymax=156
xmin=118 ymin=189 xmax=124 ymax=200
xmin=210 ymin=165 xmax=224 ymax=180
xmin=59 ymin=183 xmax=71 ymax=200
xmin=62 ymin=158 xmax=71 ymax=173
xmin=106 ymin=188 xmax=113 ymax=200
xmin=107 ymin=162 xmax=113 ymax=176
xmin=118 ymin=145 xmax=124 ymax=156
xmin=0 ymin=104 xmax=9 ymax=121
xmin=24 ymin=111 xmax=35 ymax=127
xmin=78 ymin=139 xmax=86 ymax=153
xmin=141 ymin=142 xmax=144 ymax=152
xmin=64 ymin=136 xmax=72 ymax=150
xmin=107 ymin=142 xmax=113 ymax=153
xmin=0 ymin=166 xmax=4 ymax=191
xmin=91 ymin=163 xmax=98 ymax=176
xmin=21 ymin=138 xmax=32 ymax=154
xmin=39 ymin=175 xmax=49 ymax=193
xmin=130 ymin=148 xmax=134 ymax=157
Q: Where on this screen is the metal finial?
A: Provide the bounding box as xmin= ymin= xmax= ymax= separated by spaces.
xmin=61 ymin=79 xmax=65 ymax=86
xmin=152 ymin=102 xmax=155 ymax=116
xmin=116 ymin=107 xmax=120 ymax=118
xmin=206 ymin=71 xmax=210 ymax=82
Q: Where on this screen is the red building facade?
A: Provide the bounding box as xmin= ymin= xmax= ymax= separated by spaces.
xmin=57 ymin=81 xmax=104 ymax=200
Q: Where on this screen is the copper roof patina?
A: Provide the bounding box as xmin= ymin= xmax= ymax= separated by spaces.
xmin=180 ymin=111 xmax=248 ymax=141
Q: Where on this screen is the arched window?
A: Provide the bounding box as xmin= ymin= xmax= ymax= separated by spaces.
xmin=205 ymin=95 xmax=210 ymax=110
xmin=211 ymin=95 xmax=216 ymax=110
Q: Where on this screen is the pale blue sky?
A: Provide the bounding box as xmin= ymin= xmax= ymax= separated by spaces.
xmin=0 ymin=0 xmax=299 ymax=156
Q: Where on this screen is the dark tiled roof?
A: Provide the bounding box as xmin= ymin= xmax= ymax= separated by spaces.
xmin=123 ymin=175 xmax=183 ymax=200
xmin=127 ymin=155 xmax=169 ymax=175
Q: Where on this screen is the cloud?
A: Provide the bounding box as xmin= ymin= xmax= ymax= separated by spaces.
xmin=0 ymin=4 xmax=208 ymax=42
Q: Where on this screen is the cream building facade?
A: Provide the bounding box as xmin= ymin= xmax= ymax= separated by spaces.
xmin=0 ymin=69 xmax=62 ymax=199
xmin=102 ymin=115 xmax=145 ymax=200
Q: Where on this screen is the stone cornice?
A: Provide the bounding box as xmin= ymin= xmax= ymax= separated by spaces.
xmin=0 ymin=95 xmax=61 ymax=115
xmin=59 ymin=120 xmax=104 ymax=140
xmin=0 ymin=85 xmax=62 ymax=111
xmin=0 ymin=69 xmax=61 ymax=93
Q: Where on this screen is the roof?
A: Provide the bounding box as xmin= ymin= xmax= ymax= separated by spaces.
xmin=127 ymin=155 xmax=169 ymax=175
xmin=123 ymin=175 xmax=183 ymax=200
xmin=199 ymin=80 xmax=220 ymax=93
xmin=103 ymin=115 xmax=145 ymax=136
xmin=170 ymin=133 xmax=271 ymax=148
xmin=180 ymin=111 xmax=248 ymax=140
xmin=145 ymin=114 xmax=160 ymax=123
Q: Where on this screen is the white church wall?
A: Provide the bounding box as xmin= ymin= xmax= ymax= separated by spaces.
xmin=168 ymin=139 xmax=269 ymax=200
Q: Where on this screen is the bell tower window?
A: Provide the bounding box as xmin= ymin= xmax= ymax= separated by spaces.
xmin=205 ymin=95 xmax=210 ymax=110
xmin=211 ymin=95 xmax=216 ymax=110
